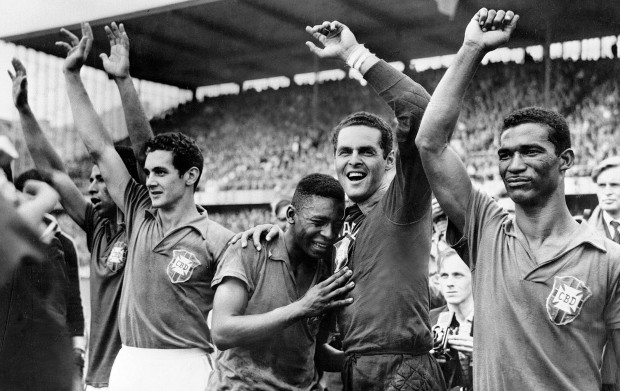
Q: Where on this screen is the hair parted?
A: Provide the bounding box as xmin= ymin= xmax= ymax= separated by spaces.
xmin=436 ymin=247 xmax=461 ymax=273
xmin=591 ymin=156 xmax=620 ymax=182
xmin=291 ymin=173 xmax=345 ymax=210
xmin=332 ymin=111 xmax=393 ymax=158
xmin=501 ymin=107 xmax=571 ymax=155
xmin=145 ymin=132 xmax=204 ymax=189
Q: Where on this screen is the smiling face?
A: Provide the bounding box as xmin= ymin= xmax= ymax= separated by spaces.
xmin=290 ymin=196 xmax=345 ymax=259
xmin=596 ymin=166 xmax=620 ymax=219
xmin=498 ymin=123 xmax=566 ymax=206
xmin=88 ymin=165 xmax=116 ymax=217
xmin=144 ymin=149 xmax=191 ymax=210
xmin=439 ymin=253 xmax=472 ymax=306
xmin=334 ymin=126 xmax=393 ymax=203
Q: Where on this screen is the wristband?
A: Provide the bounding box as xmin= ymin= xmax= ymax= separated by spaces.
xmin=345 ymin=45 xmax=367 ymax=68
xmin=353 ymin=50 xmax=373 ymax=71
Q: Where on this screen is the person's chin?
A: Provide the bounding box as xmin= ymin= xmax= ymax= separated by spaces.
xmin=345 ymin=186 xmax=370 ymax=203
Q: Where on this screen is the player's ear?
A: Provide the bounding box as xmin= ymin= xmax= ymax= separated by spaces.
xmin=286 ymin=205 xmax=296 ymax=224
xmin=184 ymin=166 xmax=200 ymax=187
xmin=385 ymin=150 xmax=395 ymax=171
xmin=558 ymin=148 xmax=574 ymax=172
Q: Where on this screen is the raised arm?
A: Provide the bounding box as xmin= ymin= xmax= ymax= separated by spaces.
xmin=8 ymin=59 xmax=89 ymax=227
xmin=100 ymin=22 xmax=153 ymax=183
xmin=415 ymin=9 xmax=519 ymax=231
xmin=306 ymin=21 xmax=429 ymax=146
xmin=58 ymin=22 xmax=130 ymax=211
xmin=211 ymin=267 xmax=353 ymax=351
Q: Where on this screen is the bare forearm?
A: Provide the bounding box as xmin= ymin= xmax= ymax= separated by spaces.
xmin=17 ymin=105 xmax=66 ymax=173
xmin=114 ymin=77 xmax=153 ymax=170
xmin=213 ymin=303 xmax=302 ymax=350
xmin=64 ymin=72 xmax=115 ymax=160
xmin=417 ymin=44 xmax=485 ymax=151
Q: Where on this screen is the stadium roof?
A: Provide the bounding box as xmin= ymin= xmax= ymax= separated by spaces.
xmin=3 ymin=0 xmax=620 ymax=90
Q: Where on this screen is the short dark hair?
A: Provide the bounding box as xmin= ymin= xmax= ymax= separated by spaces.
xmin=332 ymin=111 xmax=393 ymax=158
xmin=145 ymin=133 xmax=204 ymax=189
xmin=14 ymin=168 xmax=45 ymax=191
xmin=114 ymin=145 xmax=141 ymax=183
xmin=501 ymin=107 xmax=571 ymax=155
xmin=291 ymin=174 xmax=345 ymax=210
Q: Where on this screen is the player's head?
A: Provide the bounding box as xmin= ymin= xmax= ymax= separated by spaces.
xmin=287 ymin=174 xmax=345 ymax=259
xmin=592 ymin=156 xmax=620 ymax=219
xmin=88 ymin=145 xmax=140 ymax=217
xmin=144 ymin=133 xmax=203 ymax=209
xmin=437 ymin=248 xmax=472 ymax=307
xmin=498 ymin=107 xmax=574 ymax=206
xmin=332 ymin=111 xmax=394 ymax=203
xmin=273 ymin=198 xmax=291 ymax=232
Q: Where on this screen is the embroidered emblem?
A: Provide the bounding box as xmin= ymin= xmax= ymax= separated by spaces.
xmin=106 ymin=241 xmax=127 ymax=273
xmin=546 ymin=276 xmax=592 ymax=325
xmin=167 ymin=249 xmax=201 ymax=283
xmin=333 ymin=236 xmax=352 ymax=272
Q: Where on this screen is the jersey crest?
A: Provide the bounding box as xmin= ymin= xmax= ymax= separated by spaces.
xmin=546 ymin=275 xmax=592 ymax=325
xmin=167 ymin=249 xmax=201 ymax=283
xmin=106 ymin=241 xmax=127 ymax=273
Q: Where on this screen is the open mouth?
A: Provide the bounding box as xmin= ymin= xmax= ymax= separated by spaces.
xmin=346 ymin=172 xmax=367 ymax=181
xmin=312 ymin=242 xmax=328 ymax=251
xmin=91 ymin=197 xmax=101 ymax=207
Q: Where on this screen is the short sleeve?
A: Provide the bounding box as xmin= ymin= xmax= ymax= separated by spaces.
xmin=123 ymin=178 xmax=151 ymax=235
xmin=211 ymin=242 xmax=259 ymax=295
xmin=464 ymin=188 xmax=508 ymax=270
xmin=606 ymin=268 xmax=620 ymax=330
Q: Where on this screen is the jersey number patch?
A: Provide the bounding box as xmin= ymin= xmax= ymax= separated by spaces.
xmin=546 ymin=275 xmax=592 ymax=325
xmin=167 ymin=249 xmax=201 ymax=283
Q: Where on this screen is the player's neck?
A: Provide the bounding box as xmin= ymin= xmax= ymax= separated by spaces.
xmin=283 ymin=231 xmax=314 ymax=275
xmin=356 ymin=183 xmax=389 ymax=215
xmin=158 ymin=193 xmax=201 ymax=234
xmin=516 ymin=204 xmax=575 ymax=236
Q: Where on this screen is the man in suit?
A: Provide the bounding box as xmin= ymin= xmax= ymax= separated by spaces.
xmin=588 ymin=156 xmax=620 ymax=391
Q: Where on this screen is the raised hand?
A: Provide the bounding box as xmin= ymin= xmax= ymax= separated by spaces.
xmin=294 ymin=267 xmax=354 ymax=318
xmin=464 ymin=8 xmax=519 ymax=52
xmin=7 ymin=58 xmax=28 ymax=109
xmin=56 ymin=22 xmax=93 ymax=73
xmin=100 ymin=22 xmax=130 ymax=79
xmin=305 ymin=21 xmax=360 ymax=61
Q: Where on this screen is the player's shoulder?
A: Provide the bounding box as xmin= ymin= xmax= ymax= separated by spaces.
xmin=204 ymin=217 xmax=235 ymax=251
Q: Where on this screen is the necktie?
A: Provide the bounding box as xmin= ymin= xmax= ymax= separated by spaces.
xmin=611 ymin=221 xmax=620 ymax=244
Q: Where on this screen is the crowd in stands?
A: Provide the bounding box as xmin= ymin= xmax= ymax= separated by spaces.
xmin=48 ymin=57 xmax=620 ymax=268
xmin=145 ymin=58 xmax=620 ymax=190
